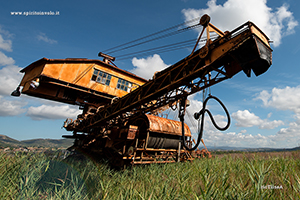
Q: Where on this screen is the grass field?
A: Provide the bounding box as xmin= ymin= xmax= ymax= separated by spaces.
xmin=1 ymin=150 xmax=300 ymax=199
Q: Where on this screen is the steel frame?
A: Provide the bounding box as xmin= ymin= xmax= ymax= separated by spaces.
xmin=122 ymin=131 xmax=194 ymax=165
xmin=65 ymin=21 xmax=261 ymax=134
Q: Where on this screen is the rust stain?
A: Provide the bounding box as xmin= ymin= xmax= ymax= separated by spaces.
xmin=146 ymin=114 xmax=191 ymax=137
xmin=19 ymin=58 xmax=147 ymax=103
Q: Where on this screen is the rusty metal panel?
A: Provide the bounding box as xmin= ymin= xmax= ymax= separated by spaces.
xmin=74 ymin=64 xmax=94 ymax=86
xmin=18 ymin=58 xmax=147 ymax=106
xmin=145 ymin=114 xmax=191 ymax=137
xmin=127 ymin=125 xmax=138 ymax=140
xmin=110 ymin=76 xmax=118 ymax=88
xmin=19 ymin=64 xmax=44 ymax=87
xmin=93 ymin=64 xmax=146 ymax=87
xmin=42 ymin=63 xmax=64 ymax=79
xmin=59 ymin=63 xmax=82 ymax=83
xmin=250 ymin=23 xmax=270 ymax=48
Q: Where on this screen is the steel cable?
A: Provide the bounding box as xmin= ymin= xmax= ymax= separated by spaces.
xmin=101 ymin=17 xmax=222 ymax=60
xmin=115 ymin=39 xmax=196 ymax=59
xmin=115 ymin=35 xmax=219 ymax=60
xmin=103 ymin=17 xmax=202 ymax=54
xmin=105 ymin=24 xmax=201 ymax=54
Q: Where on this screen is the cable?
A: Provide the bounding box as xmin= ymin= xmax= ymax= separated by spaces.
xmin=179 ymin=95 xmax=230 ymax=151
xmin=101 ymin=17 xmax=222 ymax=61
xmin=103 ymin=17 xmax=202 ymax=54
xmin=116 ymin=39 xmax=196 ymax=58
xmin=117 ymin=43 xmax=194 ymax=60
xmin=115 ymin=35 xmax=219 ymax=61
xmin=105 ymin=23 xmax=201 ymax=55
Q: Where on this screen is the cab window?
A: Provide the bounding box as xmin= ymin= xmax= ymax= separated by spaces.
xmin=91 ymin=69 xmax=111 ymax=86
xmin=117 ymin=78 xmax=132 ymax=92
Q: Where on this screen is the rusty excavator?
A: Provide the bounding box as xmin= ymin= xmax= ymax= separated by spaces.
xmin=12 ymin=15 xmax=272 ymax=166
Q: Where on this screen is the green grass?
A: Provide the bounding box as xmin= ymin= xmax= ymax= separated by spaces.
xmin=0 ymin=151 xmax=300 ymax=199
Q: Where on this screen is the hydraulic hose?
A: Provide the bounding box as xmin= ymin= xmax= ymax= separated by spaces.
xmin=179 ymin=95 xmax=231 ymax=151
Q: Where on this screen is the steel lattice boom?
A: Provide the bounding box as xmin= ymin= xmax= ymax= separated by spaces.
xmin=64 ymin=20 xmax=272 ymax=134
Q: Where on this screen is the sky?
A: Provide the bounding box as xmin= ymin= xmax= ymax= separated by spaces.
xmin=0 ymin=0 xmax=300 ymax=148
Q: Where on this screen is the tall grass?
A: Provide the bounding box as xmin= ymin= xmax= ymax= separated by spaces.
xmin=0 ymin=150 xmax=299 ymax=199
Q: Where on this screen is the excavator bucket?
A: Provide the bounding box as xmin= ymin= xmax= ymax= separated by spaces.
xmin=228 ymin=22 xmax=272 ymax=77
xmin=233 ymin=35 xmax=272 ymax=77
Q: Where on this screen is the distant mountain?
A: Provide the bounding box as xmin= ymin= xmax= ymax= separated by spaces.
xmin=0 ymin=135 xmax=23 ymax=147
xmin=22 ymin=138 xmax=73 ymax=148
xmin=0 ymin=135 xmax=73 ymax=148
xmin=1 ymin=134 xmax=299 ymax=151
xmin=206 ymin=145 xmax=300 ymax=152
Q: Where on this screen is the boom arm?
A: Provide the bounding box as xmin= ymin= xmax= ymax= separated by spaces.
xmin=64 ymin=15 xmax=272 ymax=134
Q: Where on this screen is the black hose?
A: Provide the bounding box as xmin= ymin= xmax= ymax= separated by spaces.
xmin=180 ymin=95 xmax=231 ymax=151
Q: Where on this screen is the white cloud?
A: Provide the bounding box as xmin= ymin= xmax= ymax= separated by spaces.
xmin=232 ymin=110 xmax=283 ymax=129
xmin=27 ymin=104 xmax=81 ymax=120
xmin=232 ymin=110 xmax=262 ymax=127
xmin=0 ymin=27 xmax=77 ymax=122
xmin=254 ymin=86 xmax=300 ymax=145
xmin=197 ymin=120 xmax=300 ymax=148
xmin=0 ymin=51 xmax=15 ymax=66
xmin=240 ymin=129 xmax=247 ymax=134
xmin=0 ymin=27 xmax=15 ymax=76
xmin=182 ymin=0 xmax=298 ymax=47
xmin=187 ymin=96 xmax=203 ymax=116
xmin=131 ymin=54 xmax=169 ymax=79
xmin=0 ymin=27 xmax=21 ymax=96
xmin=267 ymin=115 xmax=300 ymax=145
xmin=276 ymin=4 xmax=298 ymax=36
xmin=37 ymin=33 xmax=57 ymax=44
xmin=278 ymin=123 xmax=299 ymax=137
xmin=256 ymin=86 xmax=300 ymax=113
xmin=0 ymin=96 xmax=27 ymax=116
xmin=0 ymin=35 xmax=12 ymax=52
xmin=202 ymin=129 xmax=275 ymax=148
xmin=205 ymin=128 xmax=298 ymax=148
xmin=259 ymin=120 xmax=284 ymax=130
xmin=0 ymin=65 xmax=23 ymax=96
xmin=267 ymin=112 xmax=272 ymax=118
xmin=277 ymin=114 xmax=300 ymax=138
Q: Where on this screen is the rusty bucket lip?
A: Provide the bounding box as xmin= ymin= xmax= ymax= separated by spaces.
xmin=128 ymin=114 xmax=191 ymax=137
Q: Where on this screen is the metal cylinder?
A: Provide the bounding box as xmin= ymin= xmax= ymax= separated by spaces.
xmin=128 ymin=114 xmax=191 ymax=149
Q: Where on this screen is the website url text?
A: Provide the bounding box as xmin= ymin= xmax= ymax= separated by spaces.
xmin=11 ymin=11 xmax=60 ymax=16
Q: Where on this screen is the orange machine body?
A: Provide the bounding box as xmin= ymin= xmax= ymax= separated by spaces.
xmin=19 ymin=58 xmax=147 ymax=107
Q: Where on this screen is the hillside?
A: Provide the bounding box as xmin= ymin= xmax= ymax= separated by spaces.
xmin=1 ymin=134 xmax=299 ymax=151
xmin=208 ymin=146 xmax=300 ymax=152
xmin=0 ymin=135 xmax=73 ymax=148
xmin=0 ymin=135 xmax=23 ymax=148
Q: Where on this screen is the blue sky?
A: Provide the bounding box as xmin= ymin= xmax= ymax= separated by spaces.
xmin=1 ymin=0 xmax=300 ymax=148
